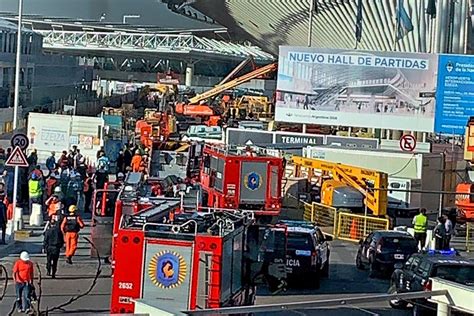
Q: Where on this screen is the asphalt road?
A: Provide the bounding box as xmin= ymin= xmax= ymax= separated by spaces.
xmin=1 ymin=233 xmax=412 ymax=315
xmin=255 ymin=239 xmax=412 ymax=316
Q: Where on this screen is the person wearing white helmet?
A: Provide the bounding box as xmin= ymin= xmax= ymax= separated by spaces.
xmin=13 ymin=251 xmax=34 ymax=313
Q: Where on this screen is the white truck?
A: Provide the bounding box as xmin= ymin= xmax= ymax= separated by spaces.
xmin=27 ymin=113 xmax=105 ymax=166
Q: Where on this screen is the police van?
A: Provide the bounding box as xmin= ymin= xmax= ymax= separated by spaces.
xmin=279 ymin=220 xmax=331 ymax=288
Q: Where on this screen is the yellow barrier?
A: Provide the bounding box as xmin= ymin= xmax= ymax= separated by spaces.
xmin=336 ymin=212 xmax=390 ymax=242
xmin=302 ymin=202 xmax=338 ymax=237
xmin=302 ymin=202 xmax=314 ymax=222
xmin=466 ymin=222 xmax=474 ymax=253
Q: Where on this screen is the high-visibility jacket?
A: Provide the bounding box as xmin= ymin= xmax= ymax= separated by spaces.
xmin=413 ymin=214 xmax=428 ymax=233
xmin=28 ymin=179 xmax=42 ymax=198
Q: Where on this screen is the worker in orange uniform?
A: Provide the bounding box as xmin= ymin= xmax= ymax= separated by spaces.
xmin=45 ymin=195 xmax=63 ymax=220
xmin=60 ymin=205 xmax=85 ymax=264
xmin=131 ymin=150 xmax=142 ymax=172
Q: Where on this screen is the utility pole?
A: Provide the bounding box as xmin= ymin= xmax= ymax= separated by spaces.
xmin=12 ymin=0 xmax=24 ymax=231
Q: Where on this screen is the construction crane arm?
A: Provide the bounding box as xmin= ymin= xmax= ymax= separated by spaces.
xmin=188 ymin=63 xmax=277 ymax=104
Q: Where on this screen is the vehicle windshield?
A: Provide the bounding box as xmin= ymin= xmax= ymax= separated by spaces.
xmin=287 ymin=233 xmax=313 ymax=251
xmin=433 ymin=265 xmax=474 ymax=286
xmin=382 ymin=237 xmax=417 ymax=250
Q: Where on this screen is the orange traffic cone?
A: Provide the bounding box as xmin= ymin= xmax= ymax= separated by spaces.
xmin=350 ymin=219 xmax=358 ymax=240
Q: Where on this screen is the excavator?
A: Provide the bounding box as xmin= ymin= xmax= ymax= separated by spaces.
xmin=174 ymin=57 xmax=277 ymax=126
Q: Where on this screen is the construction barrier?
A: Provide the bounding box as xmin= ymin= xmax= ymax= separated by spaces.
xmin=466 ymin=222 xmax=474 ymax=253
xmin=336 ymin=212 xmax=390 ymax=242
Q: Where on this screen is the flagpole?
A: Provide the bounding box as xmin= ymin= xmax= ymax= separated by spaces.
xmin=303 ymin=0 xmax=315 ymax=134
xmin=392 ymin=0 xmax=399 ymax=51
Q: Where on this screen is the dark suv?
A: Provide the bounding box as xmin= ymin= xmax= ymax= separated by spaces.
xmin=389 ymin=250 xmax=474 ymax=315
xmin=356 ymin=230 xmax=418 ymax=277
xmin=279 ymin=220 xmax=331 ymax=288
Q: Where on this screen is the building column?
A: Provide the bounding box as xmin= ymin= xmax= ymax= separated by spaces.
xmin=185 ymin=63 xmax=194 ymax=88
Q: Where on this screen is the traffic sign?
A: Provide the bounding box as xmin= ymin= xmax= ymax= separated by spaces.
xmin=5 ymin=146 xmax=29 ymax=167
xmin=11 ymin=133 xmax=29 ymax=150
xmin=399 ymin=134 xmax=417 ymax=152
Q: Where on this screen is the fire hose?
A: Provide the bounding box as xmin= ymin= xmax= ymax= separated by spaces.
xmin=4 ymin=236 xmax=102 ymax=316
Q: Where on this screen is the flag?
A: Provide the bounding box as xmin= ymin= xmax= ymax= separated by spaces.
xmin=426 ymin=0 xmax=436 ymax=18
xmin=355 ymin=0 xmax=363 ymax=44
xmin=396 ymin=0 xmax=414 ymax=40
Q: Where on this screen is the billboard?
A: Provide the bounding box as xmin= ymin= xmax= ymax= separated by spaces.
xmin=434 ymin=54 xmax=474 ymax=135
xmin=275 ymin=47 xmax=438 ymax=132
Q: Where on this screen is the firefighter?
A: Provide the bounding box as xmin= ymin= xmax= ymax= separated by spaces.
xmin=131 ymin=150 xmax=142 ymax=172
xmin=60 ymin=205 xmax=85 ymax=264
xmin=116 ymin=172 xmax=125 ymax=183
xmin=45 ymin=195 xmax=63 ymax=219
xmin=43 ymin=216 xmax=64 ymax=278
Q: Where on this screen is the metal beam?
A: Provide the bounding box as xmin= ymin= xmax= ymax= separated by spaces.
xmin=184 ymin=290 xmax=449 ymax=315
xmin=34 ymin=30 xmax=275 ymax=62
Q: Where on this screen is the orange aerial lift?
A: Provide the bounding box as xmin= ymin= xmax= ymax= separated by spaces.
xmin=292 ymin=156 xmax=389 ymax=216
xmin=175 ymin=57 xmax=277 ymax=126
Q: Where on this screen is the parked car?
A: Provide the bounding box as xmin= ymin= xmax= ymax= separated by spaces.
xmin=389 ymin=249 xmax=474 ymax=315
xmin=278 ymin=220 xmax=331 ymax=288
xmin=356 ymin=230 xmax=418 ymax=277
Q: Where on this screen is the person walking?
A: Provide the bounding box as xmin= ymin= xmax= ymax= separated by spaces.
xmin=83 ymin=171 xmax=94 ymax=213
xmin=46 ymin=151 xmax=56 ymax=174
xmin=434 ymin=216 xmax=447 ymax=250
xmin=116 ymin=150 xmax=125 ymax=174
xmin=0 ymin=196 xmax=7 ymax=244
xmin=13 ymin=251 xmax=34 ymax=313
xmin=61 ymin=205 xmax=85 ymax=264
xmin=412 ymin=208 xmax=428 ymax=251
xmin=444 ymin=214 xmax=454 ymax=249
xmin=43 ymin=217 xmax=64 ymax=278
xmin=131 ymin=150 xmax=142 ymax=172
xmin=45 ymin=195 xmax=63 ymax=220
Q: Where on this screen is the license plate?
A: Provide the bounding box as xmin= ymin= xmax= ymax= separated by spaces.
xmin=394 ymin=254 xmax=404 ymax=260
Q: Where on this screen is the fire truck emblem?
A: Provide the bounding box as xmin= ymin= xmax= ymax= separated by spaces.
xmin=245 ymin=172 xmax=261 ymax=191
xmin=148 ymin=251 xmax=187 ymax=289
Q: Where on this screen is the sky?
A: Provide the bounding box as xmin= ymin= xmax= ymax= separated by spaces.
xmin=0 ymin=0 xmax=215 ymax=29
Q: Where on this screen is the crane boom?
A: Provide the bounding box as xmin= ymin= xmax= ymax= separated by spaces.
xmin=188 ymin=62 xmax=277 ymax=104
xmin=291 ymin=156 xmax=388 ymax=216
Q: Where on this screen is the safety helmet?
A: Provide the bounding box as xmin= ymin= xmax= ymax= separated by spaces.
xmin=135 ymin=150 xmax=140 ymax=155
xmin=31 ymin=173 xmax=38 ymax=180
xmin=117 ymin=172 xmax=125 ymax=180
xmin=20 ymin=251 xmax=30 ymax=261
xmin=54 ymin=187 xmax=62 ymax=193
xmin=69 ymin=205 xmax=77 ymax=213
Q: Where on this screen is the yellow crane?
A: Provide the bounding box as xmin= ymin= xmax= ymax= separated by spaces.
xmin=292 ymin=156 xmax=388 ymax=216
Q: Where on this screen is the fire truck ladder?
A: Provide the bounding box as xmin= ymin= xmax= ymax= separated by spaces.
xmin=188 ymin=62 xmax=277 ymax=105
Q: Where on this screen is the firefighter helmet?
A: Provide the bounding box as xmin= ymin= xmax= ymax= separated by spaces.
xmin=69 ymin=205 xmax=77 ymax=213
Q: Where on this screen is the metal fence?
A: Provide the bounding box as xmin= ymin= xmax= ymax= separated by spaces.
xmin=303 ymin=202 xmax=389 ymax=241
xmin=337 ymin=212 xmax=390 ymax=242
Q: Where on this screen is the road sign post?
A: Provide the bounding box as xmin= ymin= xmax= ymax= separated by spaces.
xmin=7 ymin=145 xmax=29 ymax=234
xmin=399 ymin=134 xmax=417 ymax=152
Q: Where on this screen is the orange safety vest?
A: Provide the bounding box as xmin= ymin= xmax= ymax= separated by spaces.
xmin=47 ymin=201 xmax=62 ymax=217
xmin=131 ymin=155 xmax=142 ymax=172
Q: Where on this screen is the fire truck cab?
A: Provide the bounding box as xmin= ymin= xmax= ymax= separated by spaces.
xmin=200 ymin=145 xmax=283 ymax=218
xmin=110 ymin=207 xmax=258 ymax=314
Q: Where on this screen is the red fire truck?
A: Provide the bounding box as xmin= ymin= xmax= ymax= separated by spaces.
xmin=200 ymin=145 xmax=283 ymax=219
xmin=110 ymin=207 xmax=267 ymax=314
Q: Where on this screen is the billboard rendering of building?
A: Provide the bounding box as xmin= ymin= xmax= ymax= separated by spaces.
xmin=275 ymin=47 xmax=438 ymax=132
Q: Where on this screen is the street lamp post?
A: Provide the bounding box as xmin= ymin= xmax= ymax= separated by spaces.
xmin=12 ymin=0 xmax=24 ymax=232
